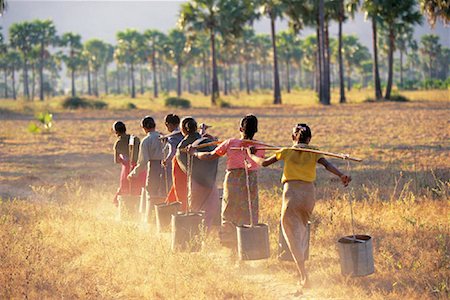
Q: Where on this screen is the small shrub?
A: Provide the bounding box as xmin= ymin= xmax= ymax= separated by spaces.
xmin=125 ymin=102 xmax=137 ymax=110
xmin=27 ymin=122 xmax=41 ymax=134
xmin=90 ymin=100 xmax=108 ymax=109
xmin=388 ymin=94 xmax=410 ymax=102
xmin=62 ymin=97 xmax=108 ymax=110
xmin=216 ymin=98 xmax=231 ymax=108
xmin=165 ymin=97 xmax=191 ymax=108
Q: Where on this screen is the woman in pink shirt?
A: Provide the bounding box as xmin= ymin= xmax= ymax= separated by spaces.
xmin=188 ymin=114 xmax=264 ymax=247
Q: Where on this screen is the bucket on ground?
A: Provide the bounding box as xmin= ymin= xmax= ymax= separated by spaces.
xmin=171 ymin=211 xmax=205 ymax=252
xmin=278 ymin=221 xmax=311 ymax=261
xmin=118 ymin=195 xmax=140 ymax=222
xmin=155 ymin=202 xmax=182 ymax=233
xmin=236 ymin=223 xmax=270 ymax=260
xmin=337 ymin=235 xmax=374 ymax=277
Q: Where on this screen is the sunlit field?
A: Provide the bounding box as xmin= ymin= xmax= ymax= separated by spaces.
xmin=0 ymin=90 xmax=449 ymax=299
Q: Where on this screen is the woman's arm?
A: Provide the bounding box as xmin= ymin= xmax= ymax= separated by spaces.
xmin=247 ymin=147 xmax=278 ymax=167
xmin=186 ymin=145 xmax=220 ymax=160
xmin=318 ymin=157 xmax=352 ymax=186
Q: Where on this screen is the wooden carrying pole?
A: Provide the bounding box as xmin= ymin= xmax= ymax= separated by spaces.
xmin=230 ymin=146 xmax=363 ymax=162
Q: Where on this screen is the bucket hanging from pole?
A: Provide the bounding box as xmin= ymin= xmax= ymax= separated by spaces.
xmin=171 ymin=211 xmax=205 ymax=252
xmin=278 ymin=221 xmax=311 ymax=261
xmin=338 ymin=235 xmax=374 ymax=276
xmin=155 ymin=202 xmax=182 ymax=233
xmin=171 ymin=152 xmax=205 ymax=252
xmin=236 ymin=156 xmax=270 ymax=261
xmin=145 ymin=196 xmax=166 ymax=224
xmin=337 ymin=160 xmax=374 ymax=277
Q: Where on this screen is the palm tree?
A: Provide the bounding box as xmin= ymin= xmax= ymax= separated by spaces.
xmin=165 ymin=29 xmax=190 ymax=97
xmin=396 ymin=25 xmax=417 ymax=88
xmin=420 ymin=34 xmax=442 ymax=80
xmin=60 ymin=32 xmax=82 ymax=97
xmin=85 ymin=39 xmax=109 ymax=97
xmin=32 ymin=19 xmax=57 ymax=101
xmin=254 ymin=34 xmax=272 ymax=90
xmin=6 ymin=50 xmax=21 ymax=100
xmin=362 ymin=0 xmax=383 ymax=100
xmin=341 ymin=35 xmax=371 ymax=91
xmin=277 ymin=30 xmax=298 ymax=93
xmin=115 ymin=29 xmax=144 ymax=99
xmin=378 ymin=0 xmax=422 ymax=100
xmin=179 ymin=0 xmax=256 ymax=105
xmin=102 ymin=44 xmax=114 ymax=95
xmin=9 ymin=21 xmax=35 ymax=100
xmin=420 ymin=0 xmax=450 ymax=27
xmin=260 ymin=0 xmax=286 ymax=104
xmin=143 ymin=29 xmax=166 ymax=98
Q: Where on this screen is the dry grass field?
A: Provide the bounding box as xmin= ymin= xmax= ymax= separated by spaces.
xmin=0 ymin=90 xmax=449 ymax=299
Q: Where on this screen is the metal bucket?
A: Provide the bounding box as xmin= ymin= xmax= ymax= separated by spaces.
xmin=144 ymin=196 xmax=166 ymax=224
xmin=236 ymin=223 xmax=270 ymax=260
xmin=118 ymin=195 xmax=140 ymax=222
xmin=155 ymin=202 xmax=182 ymax=233
xmin=171 ymin=211 xmax=205 ymax=252
xmin=338 ymin=235 xmax=374 ymax=277
xmin=278 ymin=221 xmax=311 ymax=261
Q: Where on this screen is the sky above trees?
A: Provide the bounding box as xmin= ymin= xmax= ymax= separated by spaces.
xmin=1 ymin=0 xmax=448 ymax=51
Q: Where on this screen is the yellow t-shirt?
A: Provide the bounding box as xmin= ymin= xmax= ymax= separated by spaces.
xmin=275 ymin=144 xmax=324 ymax=183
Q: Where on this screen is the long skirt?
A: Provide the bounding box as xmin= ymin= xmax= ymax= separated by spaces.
xmin=220 ymin=169 xmax=259 ymax=246
xmin=281 ymin=180 xmax=315 ymax=266
xmin=166 ymin=157 xmax=188 ymax=210
xmin=190 ymin=180 xmax=220 ymax=228
xmin=113 ymin=161 xmax=146 ymax=205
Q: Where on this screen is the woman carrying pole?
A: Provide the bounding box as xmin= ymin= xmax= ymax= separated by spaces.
xmin=173 ymin=117 xmax=220 ymax=228
xmin=247 ymin=123 xmax=351 ymax=291
xmin=188 ymin=114 xmax=265 ymax=247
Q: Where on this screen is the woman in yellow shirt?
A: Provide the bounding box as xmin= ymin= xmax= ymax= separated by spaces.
xmin=248 ymin=123 xmax=351 ymax=291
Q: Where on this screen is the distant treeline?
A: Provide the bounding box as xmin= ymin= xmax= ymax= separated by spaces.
xmin=0 ymin=0 xmax=449 ymax=104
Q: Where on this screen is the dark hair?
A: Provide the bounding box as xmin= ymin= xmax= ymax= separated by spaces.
xmin=181 ymin=117 xmax=197 ymax=135
xmin=165 ymin=114 xmax=180 ymax=126
xmin=141 ymin=116 xmax=156 ymax=129
xmin=240 ymin=114 xmax=258 ymax=140
xmin=113 ymin=121 xmax=126 ymax=134
xmin=293 ymin=123 xmax=312 ymax=143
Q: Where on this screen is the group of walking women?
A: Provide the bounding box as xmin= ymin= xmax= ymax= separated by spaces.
xmin=112 ymin=113 xmax=351 ymax=290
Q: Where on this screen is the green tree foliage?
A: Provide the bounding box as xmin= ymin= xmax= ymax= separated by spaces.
xmin=115 ymin=29 xmax=145 ymax=99
xmin=420 ymin=0 xmax=450 ymax=27
xmin=60 ymin=32 xmax=82 ymax=97
xmin=179 ymin=0 xmax=256 ymax=105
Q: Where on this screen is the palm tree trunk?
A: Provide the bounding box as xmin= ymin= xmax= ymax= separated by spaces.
xmin=271 ymin=16 xmax=282 ymax=104
xmin=31 ymin=65 xmax=36 ymax=101
xmin=71 ymin=68 xmax=76 ymax=97
xmin=177 ymin=63 xmax=182 ymax=97
xmin=318 ymin=1 xmax=330 ymax=105
xmin=87 ymin=66 xmax=92 ymax=96
xmin=262 ymin=64 xmax=267 ymax=89
xmin=39 ymin=42 xmax=45 ymax=101
xmin=286 ymin=59 xmax=291 ymax=93
xmin=238 ymin=62 xmax=243 ymax=91
xmin=210 ymin=29 xmax=219 ymax=105
xmin=400 ymin=50 xmax=403 ymax=88
xmin=338 ymin=5 xmax=346 ymax=103
xmin=245 ymin=62 xmax=250 ymax=94
xmin=202 ymin=53 xmax=207 ymax=96
xmin=152 ymin=46 xmax=158 ymax=98
xmin=12 ymin=67 xmax=16 ymax=100
xmin=4 ymin=69 xmax=8 ymax=98
xmin=116 ymin=70 xmax=121 ymax=94
xmin=228 ymin=66 xmax=233 ymax=93
xmin=224 ymin=65 xmax=228 ymax=96
xmin=347 ymin=65 xmax=352 ymax=91
xmin=23 ymin=59 xmax=30 ymax=100
xmin=372 ymin=17 xmax=383 ymax=100
xmin=104 ymin=65 xmax=108 ymax=95
xmin=130 ymin=63 xmax=136 ymax=98
xmin=94 ymin=70 xmax=99 ymax=97
xmin=140 ymin=67 xmax=145 ymax=95
xmin=385 ymin=25 xmax=395 ymax=100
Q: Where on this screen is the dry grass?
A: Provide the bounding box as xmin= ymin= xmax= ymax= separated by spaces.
xmin=0 ymin=91 xmax=449 ymax=299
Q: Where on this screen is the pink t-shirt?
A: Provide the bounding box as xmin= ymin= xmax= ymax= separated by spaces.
xmin=213 ymin=138 xmax=265 ymax=171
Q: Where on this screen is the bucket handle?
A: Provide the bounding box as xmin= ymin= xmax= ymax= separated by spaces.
xmin=186 ymin=151 xmax=194 ymax=214
xmin=346 ymin=159 xmax=357 ymax=242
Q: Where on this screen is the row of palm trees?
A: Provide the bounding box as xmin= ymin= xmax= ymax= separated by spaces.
xmin=0 ymin=0 xmax=449 ymax=104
